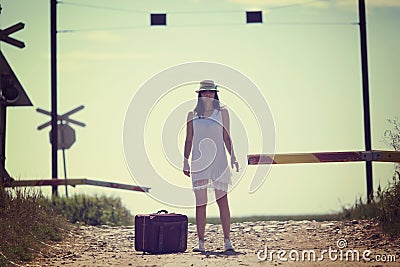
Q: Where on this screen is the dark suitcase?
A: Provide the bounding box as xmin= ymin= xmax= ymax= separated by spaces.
xmin=135 ymin=210 xmax=188 ymax=254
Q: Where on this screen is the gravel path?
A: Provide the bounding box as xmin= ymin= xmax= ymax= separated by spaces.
xmin=28 ymin=219 xmax=400 ymax=266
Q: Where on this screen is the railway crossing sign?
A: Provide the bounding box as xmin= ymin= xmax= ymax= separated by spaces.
xmin=0 ymin=22 xmax=25 ymax=49
xmin=0 ymin=22 xmax=32 ymax=182
xmin=50 ymin=123 xmax=76 ymax=150
xmin=37 ymin=105 xmax=85 ymax=196
xmin=37 ymin=105 xmax=85 ymax=130
xmin=0 ymin=51 xmax=32 ymax=107
xmin=37 ymin=105 xmax=85 ymax=149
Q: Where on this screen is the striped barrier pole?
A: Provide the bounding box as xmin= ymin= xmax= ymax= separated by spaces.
xmin=3 ymin=178 xmax=150 ymax=193
xmin=248 ymin=150 xmax=400 ymax=165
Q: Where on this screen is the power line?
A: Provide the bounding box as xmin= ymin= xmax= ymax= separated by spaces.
xmin=58 ymin=1 xmax=147 ymax=14
xmin=163 ymin=21 xmax=356 ymax=28
xmin=57 ymin=21 xmax=356 ymax=33
xmin=57 ymin=0 xmax=354 ymax=33
xmin=267 ymin=22 xmax=357 ymax=26
xmin=168 ymin=10 xmax=243 ymax=15
xmin=268 ymin=0 xmax=329 ymax=10
xmin=57 ymin=25 xmax=147 ymax=33
xmin=58 ymin=0 xmax=244 ymax=14
xmin=58 ymin=0 xmax=329 ymax=15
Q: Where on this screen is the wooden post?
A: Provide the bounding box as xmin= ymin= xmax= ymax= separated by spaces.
xmin=51 ymin=0 xmax=58 ymax=196
xmin=358 ymin=0 xmax=373 ymax=203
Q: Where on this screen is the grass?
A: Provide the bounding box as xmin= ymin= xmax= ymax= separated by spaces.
xmin=339 ymin=169 xmax=400 ymax=236
xmin=0 ymin=187 xmax=133 ymax=266
xmin=341 ymin=117 xmax=400 ymax=236
xmin=376 ymin=174 xmax=400 ymax=235
xmin=0 ymin=186 xmax=69 ymax=266
xmin=50 ymin=194 xmax=133 ymax=226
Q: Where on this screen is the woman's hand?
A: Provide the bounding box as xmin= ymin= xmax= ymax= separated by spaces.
xmin=231 ymin=157 xmax=239 ymax=172
xmin=183 ymin=160 xmax=190 ymax=177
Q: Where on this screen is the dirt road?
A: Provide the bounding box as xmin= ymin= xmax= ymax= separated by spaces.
xmin=29 ymin=219 xmax=400 ymax=266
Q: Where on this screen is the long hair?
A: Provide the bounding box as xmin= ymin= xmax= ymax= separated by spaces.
xmin=194 ymin=91 xmax=221 ymax=116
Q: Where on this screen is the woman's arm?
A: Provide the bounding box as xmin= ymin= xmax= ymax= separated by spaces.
xmin=183 ymin=111 xmax=194 ymax=177
xmin=221 ymin=108 xmax=239 ymax=172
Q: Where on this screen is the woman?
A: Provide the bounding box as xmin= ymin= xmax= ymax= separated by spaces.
xmin=183 ymin=80 xmax=239 ymax=253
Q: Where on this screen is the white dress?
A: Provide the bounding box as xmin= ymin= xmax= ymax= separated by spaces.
xmin=191 ymin=109 xmax=232 ymax=192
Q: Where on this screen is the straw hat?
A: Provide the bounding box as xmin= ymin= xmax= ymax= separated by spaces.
xmin=195 ymin=80 xmax=219 ymax=93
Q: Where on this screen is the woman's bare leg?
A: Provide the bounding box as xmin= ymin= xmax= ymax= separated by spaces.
xmin=215 ymin=190 xmax=230 ymax=240
xmin=194 ymin=188 xmax=208 ymax=241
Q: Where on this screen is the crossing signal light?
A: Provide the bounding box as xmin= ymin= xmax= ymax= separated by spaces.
xmin=1 ymin=74 xmax=19 ymax=104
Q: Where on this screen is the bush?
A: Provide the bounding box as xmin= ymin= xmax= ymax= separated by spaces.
xmin=49 ymin=194 xmax=133 ymax=226
xmin=379 ymin=117 xmax=400 ymax=234
xmin=0 ymin=186 xmax=133 ymax=265
xmin=340 ymin=118 xmax=400 ymax=236
xmin=0 ymin=186 xmax=68 ymax=266
xmin=375 ymin=169 xmax=400 ymax=235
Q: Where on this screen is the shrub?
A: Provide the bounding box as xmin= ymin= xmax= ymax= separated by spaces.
xmin=0 ymin=186 xmax=68 ymax=265
xmin=340 ymin=118 xmax=400 ymax=236
xmin=379 ymin=117 xmax=400 ymax=235
xmin=49 ymin=194 xmax=133 ymax=226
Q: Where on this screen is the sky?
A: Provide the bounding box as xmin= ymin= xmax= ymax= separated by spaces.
xmin=1 ymin=0 xmax=399 ymax=217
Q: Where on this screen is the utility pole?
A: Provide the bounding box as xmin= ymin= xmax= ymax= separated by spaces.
xmin=50 ymin=0 xmax=58 ymax=196
xmin=358 ymin=0 xmax=373 ymax=203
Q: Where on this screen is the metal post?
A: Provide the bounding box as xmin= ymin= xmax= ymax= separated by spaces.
xmin=358 ymin=0 xmax=373 ymax=203
xmin=62 ymin=148 xmax=68 ymax=197
xmin=0 ymin=101 xmax=8 ymax=180
xmin=0 ymin=6 xmax=6 ymax=183
xmin=51 ymin=0 xmax=58 ymax=196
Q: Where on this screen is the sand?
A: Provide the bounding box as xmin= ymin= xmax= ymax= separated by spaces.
xmin=27 ymin=219 xmax=400 ymax=267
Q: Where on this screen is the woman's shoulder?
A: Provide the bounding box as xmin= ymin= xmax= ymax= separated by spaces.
xmin=186 ymin=111 xmax=195 ymax=121
xmin=219 ymin=106 xmax=229 ymax=114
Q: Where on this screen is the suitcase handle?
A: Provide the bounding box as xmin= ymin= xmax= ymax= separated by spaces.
xmin=157 ymin=210 xmax=168 ymax=214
